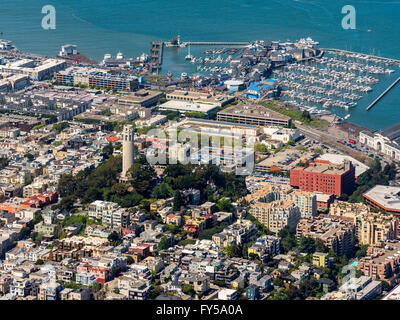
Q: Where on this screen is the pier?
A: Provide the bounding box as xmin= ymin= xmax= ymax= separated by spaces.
xmin=165 ymin=41 xmax=250 ymax=47
xmin=366 ymin=76 xmax=400 ymax=111
xmin=322 ymin=48 xmax=400 ymax=64
xmin=184 ymin=41 xmax=249 ymax=46
xmin=150 ymin=41 xmax=163 ymax=74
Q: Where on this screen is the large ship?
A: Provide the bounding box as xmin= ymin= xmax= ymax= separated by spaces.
xmin=0 ymin=39 xmax=15 ymax=50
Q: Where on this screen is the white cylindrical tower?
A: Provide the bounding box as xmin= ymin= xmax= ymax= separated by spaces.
xmin=121 ymin=125 xmax=134 ymax=180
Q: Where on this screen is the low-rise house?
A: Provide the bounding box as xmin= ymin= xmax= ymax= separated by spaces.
xmin=182 ymin=274 xmax=210 ymax=294
xmin=75 ymin=272 xmax=97 ymax=286
xmin=118 ymin=276 xmax=151 ymax=300
xmin=218 ymin=288 xmax=238 ymax=300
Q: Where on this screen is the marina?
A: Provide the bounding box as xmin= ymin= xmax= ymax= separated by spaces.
xmin=160 ymin=37 xmax=400 ymax=127
xmin=272 ymin=50 xmax=400 ymax=119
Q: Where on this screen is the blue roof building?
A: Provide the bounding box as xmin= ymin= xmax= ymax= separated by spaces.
xmin=243 ymin=79 xmax=278 ymax=99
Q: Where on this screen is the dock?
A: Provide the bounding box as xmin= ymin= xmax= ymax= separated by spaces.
xmin=184 ymin=41 xmax=249 ymax=46
xmin=165 ymin=41 xmax=250 ymax=47
xmin=366 ymin=76 xmax=400 ymax=111
xmin=322 ymin=48 xmax=400 ymax=64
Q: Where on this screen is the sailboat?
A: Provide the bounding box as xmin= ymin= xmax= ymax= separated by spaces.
xmin=185 ymin=45 xmax=194 ymax=61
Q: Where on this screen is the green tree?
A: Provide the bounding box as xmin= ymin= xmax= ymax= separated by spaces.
xmin=278 ymin=226 xmax=297 ymax=252
xmin=173 ymin=191 xmax=183 ymax=211
xmin=301 ymin=110 xmax=311 ymax=121
xmin=24 ymin=153 xmax=34 ymax=162
xmin=108 ymin=231 xmax=122 ymax=246
xmin=216 ymin=198 xmax=234 ymax=213
xmin=298 ymin=237 xmax=316 ymax=254
xmin=157 ymin=236 xmax=169 ymax=251
xmin=355 ymin=244 xmax=369 ymax=258
xmin=223 ymin=245 xmax=241 ymax=258
xmin=102 ymin=143 xmax=114 ymax=159
xmin=126 ymin=256 xmax=134 ymax=265
xmin=151 ymin=183 xmax=173 ymax=199
xmin=183 ymin=284 xmax=195 ymax=296
xmin=58 ymin=195 xmax=76 ymax=212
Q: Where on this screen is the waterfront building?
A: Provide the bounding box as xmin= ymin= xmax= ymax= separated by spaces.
xmin=243 ymin=79 xmax=278 ymax=99
xmin=55 ymin=66 xmax=139 ymax=91
xmin=166 ymin=90 xmax=234 ymax=107
xmin=0 ymin=58 xmax=66 ymax=81
xmin=359 ymin=124 xmax=400 ymax=161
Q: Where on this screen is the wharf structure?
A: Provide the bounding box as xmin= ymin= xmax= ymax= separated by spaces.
xmin=323 ymin=48 xmax=400 ymax=65
xmin=150 ymin=41 xmax=163 ymax=75
xmin=366 ymin=76 xmax=400 ymax=111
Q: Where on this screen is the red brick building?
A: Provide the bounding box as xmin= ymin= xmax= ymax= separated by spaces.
xmin=290 ymin=160 xmax=355 ymax=197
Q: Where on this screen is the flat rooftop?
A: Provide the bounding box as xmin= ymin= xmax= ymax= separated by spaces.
xmin=363 ymin=185 xmax=400 ymax=211
xmin=294 ymin=161 xmax=352 ymax=175
xmin=383 ymin=284 xmax=400 ymax=300
xmin=218 ymin=104 xmax=290 ymax=121
xmin=158 ymin=100 xmax=218 ymax=114
xmin=317 ymin=153 xmax=369 ymax=177
xmin=118 ymin=90 xmax=163 ymax=103
xmin=256 ymin=148 xmax=314 ymax=171
xmin=166 ymin=90 xmax=234 ymax=107
xmin=382 ymin=122 xmax=400 ymax=141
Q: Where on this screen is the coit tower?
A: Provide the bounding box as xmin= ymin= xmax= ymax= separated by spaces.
xmin=121 ymin=125 xmax=134 ymax=181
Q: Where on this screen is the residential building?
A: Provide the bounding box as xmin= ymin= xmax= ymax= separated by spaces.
xmin=118 ymin=276 xmax=151 ymax=300
xmin=218 ymin=288 xmax=238 ymax=300
xmin=296 ymin=216 xmax=356 ymax=256
xmin=330 ymin=200 xmax=398 ymax=245
xmin=212 ymin=219 xmax=257 ymax=247
xmin=245 ymin=184 xmax=317 ymax=218
xmin=312 ymin=252 xmax=329 ymax=268
xmin=249 ymin=200 xmax=301 ymax=234
xmin=248 ymin=235 xmax=281 ymax=261
xmin=358 ymin=241 xmax=400 ymax=281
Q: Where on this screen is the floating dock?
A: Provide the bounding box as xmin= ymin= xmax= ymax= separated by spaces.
xmin=366 ymin=76 xmax=400 ymax=111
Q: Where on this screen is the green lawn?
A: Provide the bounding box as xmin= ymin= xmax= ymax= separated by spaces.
xmin=260 ymin=101 xmax=329 ymax=130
